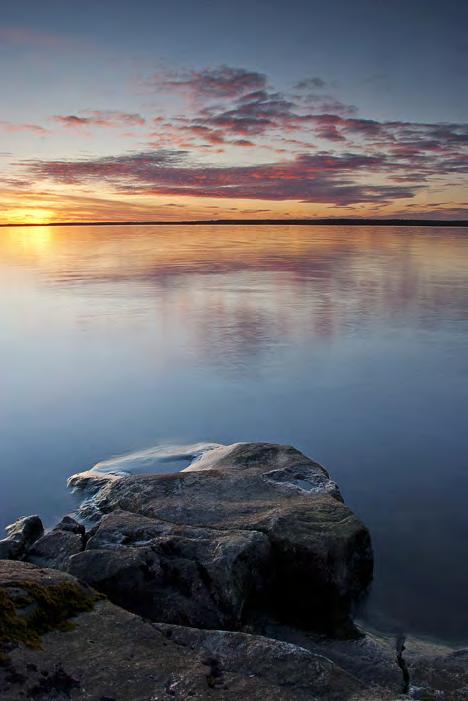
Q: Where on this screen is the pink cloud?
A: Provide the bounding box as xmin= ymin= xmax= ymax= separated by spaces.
xmin=53 ymin=111 xmax=146 ymax=130
xmin=0 ymin=121 xmax=49 ymax=135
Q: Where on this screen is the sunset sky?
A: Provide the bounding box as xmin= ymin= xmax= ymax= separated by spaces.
xmin=1 ymin=0 xmax=467 ymax=224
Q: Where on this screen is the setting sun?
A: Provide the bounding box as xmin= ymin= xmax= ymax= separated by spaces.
xmin=5 ymin=208 xmax=55 ymax=225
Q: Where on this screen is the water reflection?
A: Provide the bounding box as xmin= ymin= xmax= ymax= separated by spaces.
xmin=1 ymin=224 xmax=467 ymax=643
xmin=1 ymin=225 xmax=466 ymax=373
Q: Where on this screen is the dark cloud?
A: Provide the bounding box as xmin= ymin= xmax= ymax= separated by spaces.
xmin=0 ymin=177 xmax=31 ymax=187
xmin=389 ymin=206 xmax=468 ymax=220
xmin=198 ymin=91 xmax=296 ymax=136
xmin=26 ymin=149 xmax=418 ymax=206
xmin=144 ymin=65 xmax=468 ymax=165
xmin=294 ymin=77 xmax=327 ymax=90
xmin=150 ymin=66 xmax=267 ymax=99
xmin=8 ymin=63 xmax=467 ymax=215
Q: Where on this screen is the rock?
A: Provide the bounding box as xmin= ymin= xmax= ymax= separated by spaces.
xmin=0 ymin=541 xmax=21 ymax=561
xmin=0 ymin=516 xmax=44 ymax=561
xmin=255 ymin=619 xmax=468 ymax=700
xmin=258 ymin=619 xmax=405 ymax=693
xmin=405 ymin=638 xmax=468 ymax=701
xmin=69 ymin=442 xmax=373 ymax=633
xmin=52 ymin=515 xmax=85 ymax=535
xmin=25 ymin=530 xmax=84 ymax=571
xmin=67 ymin=509 xmax=271 ymax=629
xmin=0 ymin=560 xmax=403 ymax=701
xmin=23 ymin=516 xmax=85 ymax=571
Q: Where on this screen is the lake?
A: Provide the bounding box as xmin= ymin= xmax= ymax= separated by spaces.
xmin=0 ymin=223 xmax=467 ymax=644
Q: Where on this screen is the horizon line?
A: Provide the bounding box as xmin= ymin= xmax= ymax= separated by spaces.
xmin=1 ymin=217 xmax=467 ymax=228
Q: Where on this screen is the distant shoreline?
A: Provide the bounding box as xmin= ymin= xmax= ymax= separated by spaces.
xmin=1 ymin=218 xmax=467 ymax=227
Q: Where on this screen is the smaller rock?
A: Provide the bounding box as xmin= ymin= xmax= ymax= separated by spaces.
xmin=25 ymin=530 xmax=84 ymax=571
xmin=52 ymin=516 xmax=85 ymax=536
xmin=0 ymin=516 xmax=44 ymax=561
xmin=5 ymin=516 xmax=44 ymax=544
xmin=0 ymin=540 xmax=22 ymax=561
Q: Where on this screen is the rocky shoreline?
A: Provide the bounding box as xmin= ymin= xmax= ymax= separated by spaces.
xmin=1 ymin=442 xmax=466 ymax=700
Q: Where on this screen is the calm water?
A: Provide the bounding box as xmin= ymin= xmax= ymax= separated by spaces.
xmin=1 ymin=224 xmax=467 ymax=644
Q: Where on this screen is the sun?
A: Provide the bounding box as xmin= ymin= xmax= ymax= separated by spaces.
xmin=6 ymin=208 xmax=55 ymax=225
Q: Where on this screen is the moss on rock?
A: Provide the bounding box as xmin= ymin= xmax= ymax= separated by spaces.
xmin=0 ymin=580 xmax=103 ymax=659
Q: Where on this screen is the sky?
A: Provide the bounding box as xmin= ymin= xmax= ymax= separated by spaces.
xmin=0 ymin=0 xmax=467 ymax=224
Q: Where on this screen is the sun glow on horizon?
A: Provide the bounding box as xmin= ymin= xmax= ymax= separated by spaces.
xmin=5 ymin=208 xmax=55 ymax=225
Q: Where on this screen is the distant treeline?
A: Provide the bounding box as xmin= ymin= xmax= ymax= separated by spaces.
xmin=2 ymin=218 xmax=467 ymax=227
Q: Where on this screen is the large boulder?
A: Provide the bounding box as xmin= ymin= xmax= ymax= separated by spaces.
xmin=0 ymin=561 xmax=403 ymax=701
xmin=69 ymin=442 xmax=373 ymax=633
xmin=67 ymin=509 xmax=271 ymax=629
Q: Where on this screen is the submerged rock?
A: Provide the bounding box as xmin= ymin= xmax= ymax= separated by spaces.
xmin=68 ymin=442 xmax=373 ymax=634
xmin=0 ymin=561 xmax=403 ymax=701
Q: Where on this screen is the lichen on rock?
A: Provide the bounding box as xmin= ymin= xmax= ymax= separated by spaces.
xmin=0 ymin=572 xmax=103 ymax=661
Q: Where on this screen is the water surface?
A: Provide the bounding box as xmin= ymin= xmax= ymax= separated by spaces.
xmin=0 ymin=223 xmax=467 ymax=643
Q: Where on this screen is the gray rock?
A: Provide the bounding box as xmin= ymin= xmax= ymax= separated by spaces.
xmin=69 ymin=442 xmax=373 ymax=633
xmin=0 ymin=515 xmax=44 ymax=560
xmin=258 ymin=620 xmax=405 ymax=692
xmin=68 ymin=509 xmax=271 ymax=629
xmin=52 ymin=515 xmax=85 ymax=535
xmin=0 ymin=540 xmax=22 ymax=561
xmin=405 ymin=639 xmax=468 ymax=701
xmin=0 ymin=560 xmax=403 ymax=701
xmin=23 ymin=515 xmax=85 ymax=571
xmin=253 ymin=619 xmax=468 ymax=700
xmin=25 ymin=530 xmax=84 ymax=571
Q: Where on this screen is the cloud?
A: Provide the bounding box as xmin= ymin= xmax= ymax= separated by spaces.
xmin=236 ymin=209 xmax=271 ymax=213
xmin=0 ymin=121 xmax=49 ymax=135
xmin=141 ymin=65 xmax=468 ymax=162
xmin=26 ymin=149 xmax=418 ymax=207
xmin=0 ymin=177 xmax=32 ymax=188
xmin=199 ymin=91 xmax=297 ymax=136
xmin=147 ymin=89 xmax=306 ymax=149
xmin=53 ymin=111 xmax=146 ymax=129
xmin=149 ymin=66 xmax=268 ymax=100
xmin=386 ymin=206 xmax=468 ymax=220
xmin=4 ymin=63 xmax=467 ymax=217
xmin=294 ymin=77 xmax=327 ymax=90
xmin=54 ymin=116 xmax=90 ymax=128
